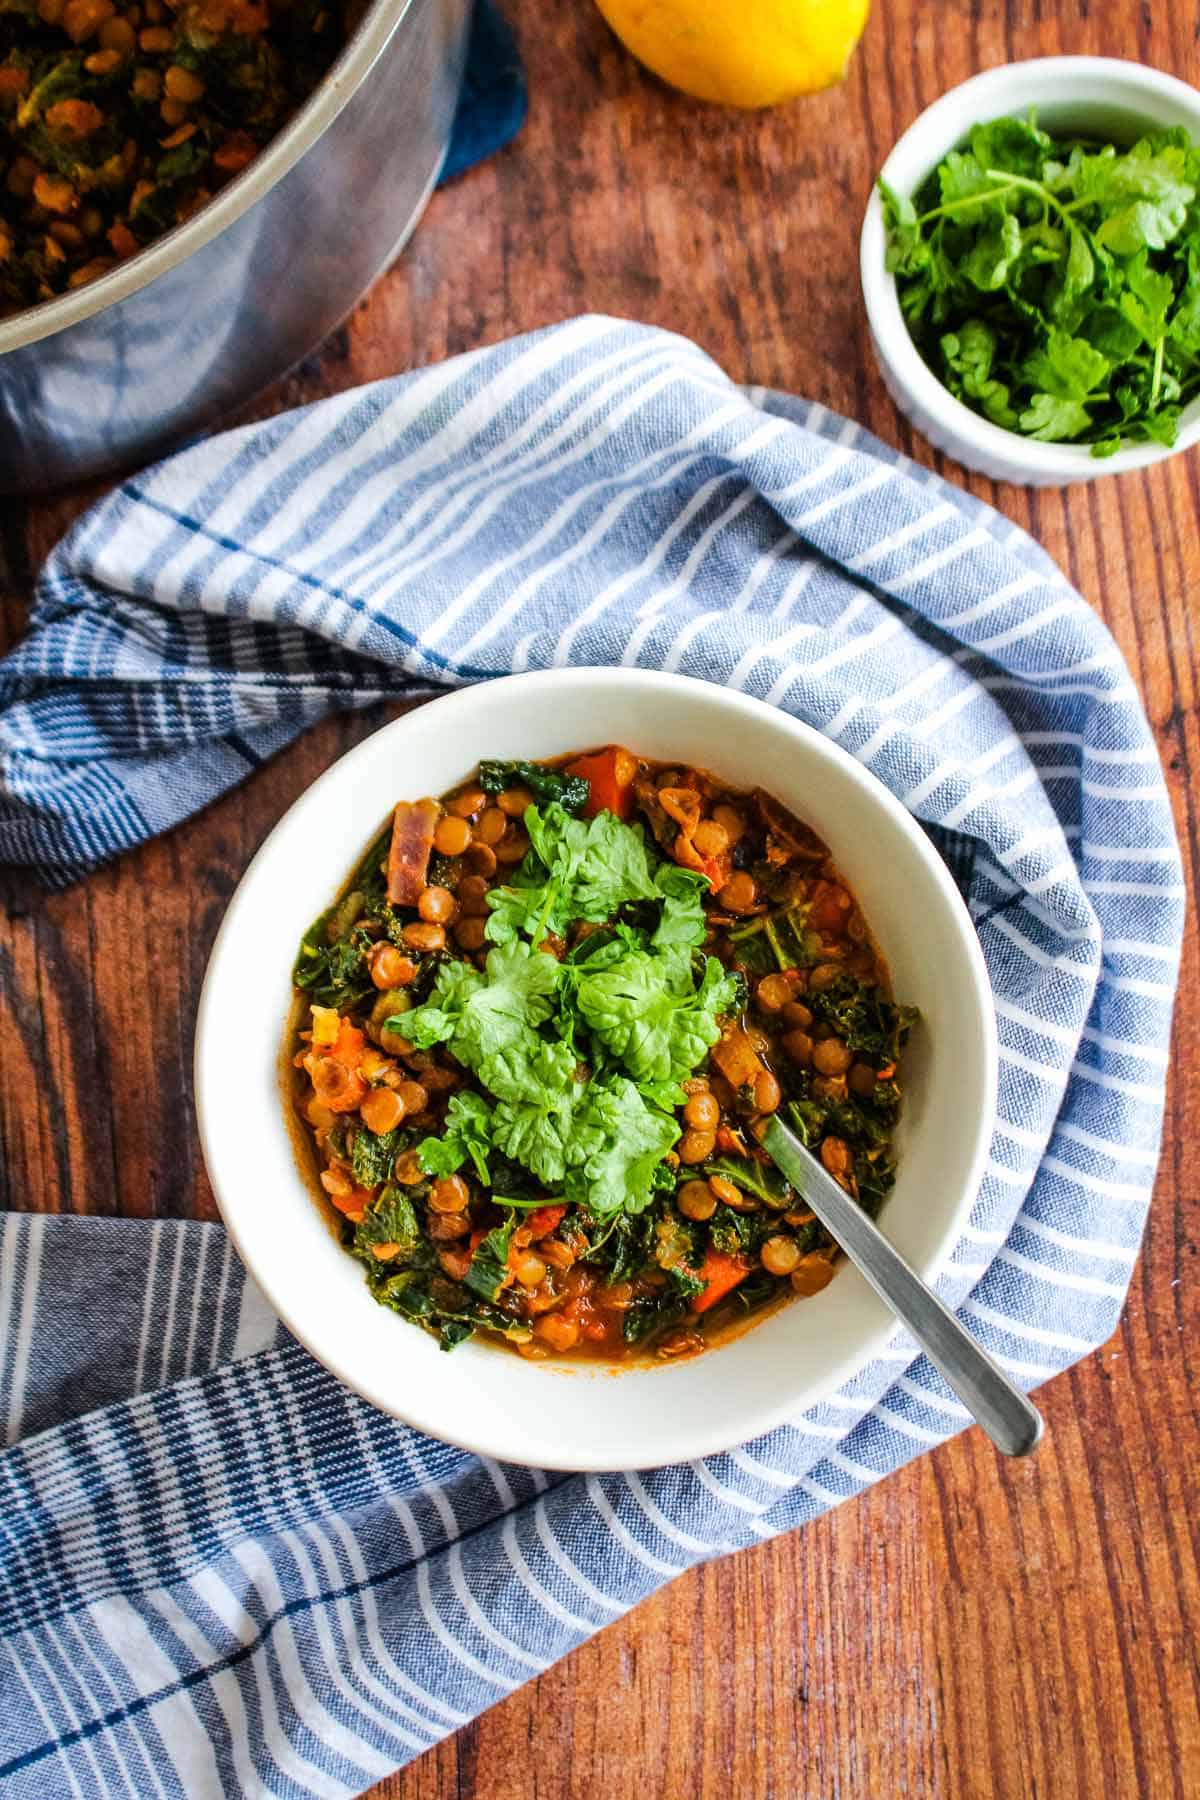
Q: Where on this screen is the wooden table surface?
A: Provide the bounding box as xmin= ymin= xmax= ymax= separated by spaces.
xmin=3 ymin=2 xmax=1199 ymax=1795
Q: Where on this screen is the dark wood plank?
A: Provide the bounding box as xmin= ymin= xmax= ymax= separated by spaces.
xmin=1 ymin=2 xmax=1197 ymax=1796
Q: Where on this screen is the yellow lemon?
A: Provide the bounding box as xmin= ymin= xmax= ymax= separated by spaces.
xmin=594 ymin=0 xmax=871 ymax=109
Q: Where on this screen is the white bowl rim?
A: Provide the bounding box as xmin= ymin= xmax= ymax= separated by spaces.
xmin=860 ymin=55 xmax=1200 ymax=481
xmin=194 ymin=669 xmax=998 ymax=1470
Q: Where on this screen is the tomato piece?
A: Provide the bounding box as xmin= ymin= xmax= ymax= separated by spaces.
xmin=526 ymin=1204 xmax=567 ymax=1238
xmin=565 ymin=747 xmax=637 ymax=820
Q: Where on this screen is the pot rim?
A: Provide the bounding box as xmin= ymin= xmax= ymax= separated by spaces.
xmin=0 ymin=0 xmax=416 ymax=357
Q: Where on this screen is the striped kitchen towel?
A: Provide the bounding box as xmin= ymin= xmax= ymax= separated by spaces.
xmin=0 ymin=315 xmax=1184 ymax=1798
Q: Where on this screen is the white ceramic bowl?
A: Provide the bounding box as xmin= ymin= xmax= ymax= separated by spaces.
xmin=195 ymin=671 xmax=996 ymax=1470
xmin=861 ymin=57 xmax=1200 ymax=486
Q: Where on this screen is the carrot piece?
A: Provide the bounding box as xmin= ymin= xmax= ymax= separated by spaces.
xmin=695 ymin=852 xmax=731 ymax=891
xmin=333 ymin=1019 xmax=366 ymax=1068
xmin=526 ymin=1204 xmax=567 ymax=1239
xmin=386 ymin=797 xmax=438 ymax=905
xmin=690 ymin=1250 xmax=752 ymax=1314
xmin=329 ymin=1183 xmax=371 ymax=1225
xmin=565 ymin=746 xmax=637 ymax=820
xmin=711 ymin=1027 xmax=765 ymax=1092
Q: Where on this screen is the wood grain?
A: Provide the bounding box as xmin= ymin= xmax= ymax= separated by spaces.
xmin=2 ymin=2 xmax=1198 ymax=1795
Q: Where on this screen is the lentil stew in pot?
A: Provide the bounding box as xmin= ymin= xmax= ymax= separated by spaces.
xmin=0 ymin=0 xmax=360 ymax=316
xmin=289 ymin=748 xmax=918 ymax=1361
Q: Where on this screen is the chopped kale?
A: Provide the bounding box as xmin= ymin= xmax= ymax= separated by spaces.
xmin=478 ymin=759 xmax=591 ymax=814
xmin=352 ymin=1186 xmax=421 ymax=1263
xmin=293 ymin=917 xmax=373 ymax=1010
xmin=704 ymin=1154 xmax=795 ymax=1211
xmin=463 ymin=1215 xmax=517 ymax=1302
xmin=729 ymin=902 xmax=823 ymax=974
xmin=807 ymin=973 xmax=917 ymax=1063
xmin=349 ymin=1124 xmax=406 ymax=1191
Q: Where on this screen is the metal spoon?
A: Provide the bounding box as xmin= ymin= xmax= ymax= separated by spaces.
xmin=760 ymin=1115 xmax=1044 ymax=1458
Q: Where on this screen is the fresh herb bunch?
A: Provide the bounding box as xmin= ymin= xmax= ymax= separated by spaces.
xmin=880 ymin=113 xmax=1200 ymax=455
xmin=393 ymin=801 xmax=740 ymax=1219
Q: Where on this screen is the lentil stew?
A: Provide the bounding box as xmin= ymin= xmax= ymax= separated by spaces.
xmin=289 ymin=748 xmax=918 ymax=1362
xmin=0 ymin=0 xmax=359 ymax=316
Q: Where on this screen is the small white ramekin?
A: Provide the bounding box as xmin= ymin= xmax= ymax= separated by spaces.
xmin=860 ymin=57 xmax=1200 ymax=487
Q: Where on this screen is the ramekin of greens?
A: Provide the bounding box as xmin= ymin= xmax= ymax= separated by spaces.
xmin=861 ymin=57 xmax=1200 ymax=486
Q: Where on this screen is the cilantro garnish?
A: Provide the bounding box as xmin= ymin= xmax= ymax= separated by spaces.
xmin=392 ymin=809 xmax=737 ymax=1218
xmin=880 ymin=113 xmax=1200 ymax=454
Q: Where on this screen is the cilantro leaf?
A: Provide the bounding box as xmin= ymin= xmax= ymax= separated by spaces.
xmin=940 ymin=321 xmax=1019 ymax=429
xmin=487 ymin=802 xmax=707 ymax=953
xmin=564 ymin=1077 xmax=681 ymax=1216
xmin=964 ymin=212 xmax=1023 ymax=291
xmin=968 ymin=112 xmax=1051 ymax=180
xmin=489 ymin=1039 xmax=582 ymax=1185
xmin=576 ymin=947 xmax=738 ymax=1088
xmin=401 ymin=942 xmax=560 ymax=1064
xmin=1118 ymin=252 xmax=1174 ymax=347
xmin=417 ymin=1091 xmax=494 ymax=1182
xmin=651 ymin=864 xmax=709 ymax=949
xmin=1019 ymin=394 xmax=1095 ymax=441
xmin=1021 ymin=327 xmax=1110 ymax=401
xmin=1075 ymin=140 xmax=1195 ymax=254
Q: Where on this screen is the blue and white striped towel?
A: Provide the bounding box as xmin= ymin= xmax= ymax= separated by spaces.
xmin=0 ymin=316 xmax=1184 ymax=1798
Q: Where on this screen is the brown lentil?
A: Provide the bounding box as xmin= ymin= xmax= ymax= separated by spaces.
xmin=457 ymin=874 xmax=491 ymax=915
xmin=493 ymin=830 xmax=530 ymax=865
xmin=418 ymin=885 xmax=458 ymax=925
xmin=752 ymin=1069 xmax=782 ymax=1113
xmin=433 ymin=814 xmax=472 ymax=857
xmin=791 ymin=1254 xmax=836 ymax=1297
xmin=678 ymin=1128 xmax=717 ymax=1165
xmin=756 ymin=973 xmax=793 ymax=1012
xmin=428 ymin=1175 xmax=470 ymax=1214
xmin=682 ymin=1091 xmax=720 ymax=1131
xmin=761 ymin=1236 xmax=802 ymax=1277
xmin=678 ymin=1179 xmax=717 ymax=1222
xmin=811 ymin=1038 xmax=852 ymax=1076
xmin=402 ymin=921 xmax=446 ymax=953
xmin=717 ymin=871 xmax=758 ymax=914
xmin=462 ymin=841 xmax=497 ymax=877
xmin=809 ymin=962 xmax=845 ymax=993
xmin=427 ymin=1211 xmax=470 ymax=1242
xmin=395 ymin=1080 xmax=429 ymax=1116
xmin=360 ymin=1088 xmax=405 ymax=1136
xmin=454 ymin=916 xmax=488 ymax=952
xmin=691 ymin=818 xmax=730 ymax=857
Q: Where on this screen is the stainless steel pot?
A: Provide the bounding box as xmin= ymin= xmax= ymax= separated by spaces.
xmin=0 ymin=0 xmax=471 ymax=493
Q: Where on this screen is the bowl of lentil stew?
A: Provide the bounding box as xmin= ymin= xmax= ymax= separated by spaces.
xmin=0 ymin=0 xmax=470 ymax=489
xmin=196 ymin=670 xmax=996 ymax=1470
xmin=288 ymin=749 xmax=919 ymax=1362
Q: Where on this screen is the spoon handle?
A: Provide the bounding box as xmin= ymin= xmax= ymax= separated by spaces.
xmin=761 ymin=1117 xmax=1043 ymax=1458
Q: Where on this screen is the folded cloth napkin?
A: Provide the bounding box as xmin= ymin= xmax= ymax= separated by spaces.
xmin=443 ymin=0 xmax=527 ymax=184
xmin=0 ymin=317 xmax=1184 ymax=1799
